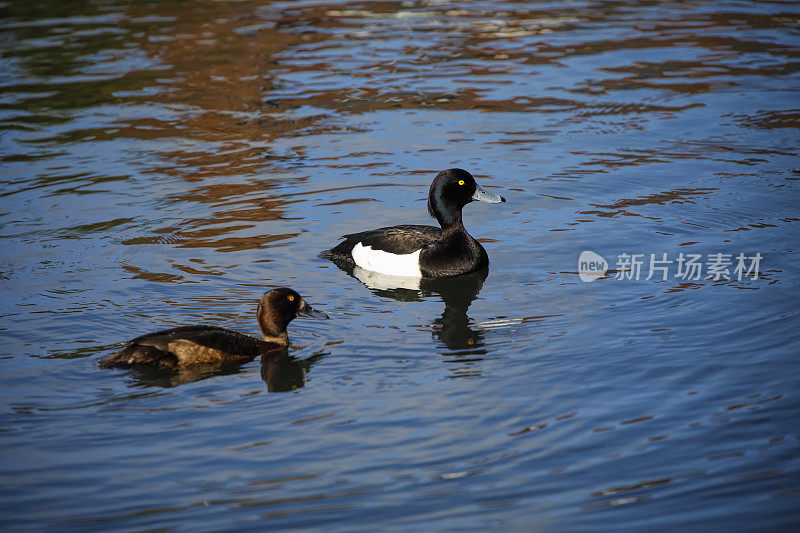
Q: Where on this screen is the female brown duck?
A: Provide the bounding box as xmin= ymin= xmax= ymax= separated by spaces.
xmin=99 ymin=288 xmax=328 ymax=369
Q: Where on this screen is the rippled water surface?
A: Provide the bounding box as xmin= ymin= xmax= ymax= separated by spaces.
xmin=1 ymin=0 xmax=799 ymax=530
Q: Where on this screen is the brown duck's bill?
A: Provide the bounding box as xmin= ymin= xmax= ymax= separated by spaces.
xmin=299 ymin=304 xmax=329 ymax=319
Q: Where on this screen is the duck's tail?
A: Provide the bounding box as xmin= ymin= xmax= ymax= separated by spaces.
xmin=98 ymin=345 xmax=177 ymax=369
xmin=318 ymin=236 xmax=357 ymax=263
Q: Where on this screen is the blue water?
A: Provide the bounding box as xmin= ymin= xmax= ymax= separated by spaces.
xmin=1 ymin=0 xmax=799 ymax=530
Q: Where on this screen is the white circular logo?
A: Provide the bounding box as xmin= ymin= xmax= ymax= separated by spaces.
xmin=578 ymin=250 xmax=608 ymax=282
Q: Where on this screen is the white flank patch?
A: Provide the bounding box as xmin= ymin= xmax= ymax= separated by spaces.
xmin=351 ymin=242 xmax=422 ymax=277
xmin=352 ymin=266 xmax=421 ymax=291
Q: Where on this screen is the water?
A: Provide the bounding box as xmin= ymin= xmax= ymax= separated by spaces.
xmin=1 ymin=0 xmax=799 ymax=530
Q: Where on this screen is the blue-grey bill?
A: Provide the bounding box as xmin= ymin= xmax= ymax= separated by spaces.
xmin=300 ymin=304 xmax=329 ymax=319
xmin=472 ymin=186 xmax=506 ymax=203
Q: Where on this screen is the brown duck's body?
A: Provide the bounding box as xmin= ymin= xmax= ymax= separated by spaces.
xmin=99 ymin=325 xmax=285 ymax=369
xmin=99 ymin=288 xmax=327 ymax=370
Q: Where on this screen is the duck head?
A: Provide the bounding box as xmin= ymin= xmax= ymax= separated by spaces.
xmin=427 ymin=168 xmax=505 ymax=228
xmin=257 ymin=288 xmax=328 ymax=344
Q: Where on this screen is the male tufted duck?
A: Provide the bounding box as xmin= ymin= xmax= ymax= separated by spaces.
xmin=321 ymin=168 xmax=505 ymax=278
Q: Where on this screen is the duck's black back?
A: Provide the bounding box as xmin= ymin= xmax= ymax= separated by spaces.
xmin=321 ymin=224 xmax=441 ymax=261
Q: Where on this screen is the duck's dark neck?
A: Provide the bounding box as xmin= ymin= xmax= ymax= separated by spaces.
xmin=257 ymin=303 xmax=290 ymax=346
xmin=261 ymin=331 xmax=289 ymax=346
xmin=429 ymin=195 xmax=464 ymax=230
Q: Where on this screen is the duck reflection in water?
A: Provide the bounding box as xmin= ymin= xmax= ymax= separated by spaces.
xmin=425 ymin=268 xmax=488 ymax=356
xmin=122 ymin=350 xmax=327 ymax=391
xmin=261 ymin=351 xmax=326 ymax=392
xmin=334 ymin=258 xmax=489 ymax=356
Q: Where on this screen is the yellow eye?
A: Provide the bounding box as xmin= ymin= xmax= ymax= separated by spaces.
xmin=288 ymin=295 xmax=295 ymax=302
xmin=458 ymin=180 xmax=465 ymax=185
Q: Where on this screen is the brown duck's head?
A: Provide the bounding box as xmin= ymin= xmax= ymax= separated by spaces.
xmin=257 ymin=288 xmax=328 ymax=342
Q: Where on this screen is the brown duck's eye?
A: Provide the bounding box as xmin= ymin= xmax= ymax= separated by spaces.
xmin=458 ymin=180 xmax=465 ymax=185
xmin=288 ymin=295 xmax=295 ymax=302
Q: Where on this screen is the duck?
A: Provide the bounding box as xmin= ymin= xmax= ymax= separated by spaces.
xmin=98 ymin=288 xmax=328 ymax=369
xmin=321 ymin=169 xmax=505 ymax=278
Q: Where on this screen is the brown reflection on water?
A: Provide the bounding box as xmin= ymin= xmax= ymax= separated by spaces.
xmin=581 ymin=187 xmax=718 ymax=218
xmin=6 ymin=0 xmax=797 ymax=135
xmin=3 ymin=0 xmax=797 ymax=255
xmin=114 ymin=6 xmax=304 ymax=172
xmin=738 ymin=110 xmax=800 ymax=130
xmin=162 ymin=183 xmax=301 ymax=252
xmin=109 ymin=3 xmax=335 ymax=252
